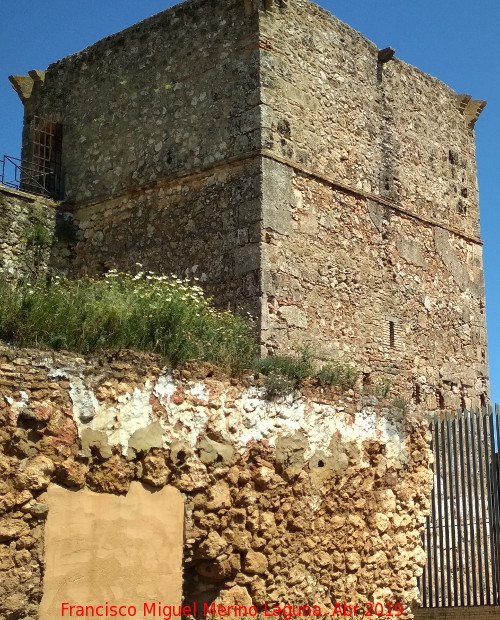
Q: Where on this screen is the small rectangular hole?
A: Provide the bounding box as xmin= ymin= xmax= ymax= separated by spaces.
xmin=436 ymin=389 xmax=445 ymax=410
xmin=413 ymin=383 xmax=421 ymax=405
xmin=389 ymin=321 xmax=395 ymax=348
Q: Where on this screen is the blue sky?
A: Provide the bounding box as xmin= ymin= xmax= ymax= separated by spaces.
xmin=1 ymin=0 xmax=499 ymax=403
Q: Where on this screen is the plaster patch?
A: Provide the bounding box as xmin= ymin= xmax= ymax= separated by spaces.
xmin=5 ymin=391 xmax=29 ymax=410
xmin=69 ymin=376 xmax=99 ymax=423
xmin=72 ymin=381 xmax=158 ymax=454
xmin=67 ymin=370 xmax=408 ymax=463
xmin=39 ymin=483 xmax=183 ymax=619
xmin=153 ymin=372 xmax=177 ymax=404
xmin=190 ymin=383 xmax=209 ymax=402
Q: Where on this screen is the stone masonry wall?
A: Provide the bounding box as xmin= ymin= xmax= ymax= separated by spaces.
xmin=0 ymin=345 xmax=432 ymax=620
xmin=252 ymin=0 xmax=489 ymax=409
xmin=0 ymin=187 xmax=58 ymax=283
xmin=259 ymin=160 xmax=489 ymax=413
xmin=20 ymin=0 xmax=260 ymax=205
xmin=259 ymin=0 xmax=482 ymax=239
xmin=9 ymin=0 xmax=489 ymax=401
xmin=56 ymin=159 xmax=263 ymax=319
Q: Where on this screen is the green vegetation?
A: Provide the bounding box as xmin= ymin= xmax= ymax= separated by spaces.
xmin=21 ymin=204 xmax=53 ymax=249
xmin=369 ymin=380 xmax=393 ymax=399
xmin=0 ymin=269 xmax=256 ymax=373
xmin=20 ymin=204 xmax=54 ymax=275
xmin=390 ymin=398 xmax=408 ymax=414
xmin=253 ymin=347 xmax=314 ymax=383
xmin=0 ymin=268 xmax=363 ymax=390
xmin=253 ymin=348 xmax=359 ymax=398
xmin=261 ymin=371 xmax=297 ymax=399
xmin=316 ymin=361 xmax=359 ymax=391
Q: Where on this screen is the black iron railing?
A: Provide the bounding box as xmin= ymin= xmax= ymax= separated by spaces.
xmin=0 ymin=154 xmax=59 ymax=199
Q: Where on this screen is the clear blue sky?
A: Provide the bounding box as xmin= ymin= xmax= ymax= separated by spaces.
xmin=1 ymin=0 xmax=499 ymax=403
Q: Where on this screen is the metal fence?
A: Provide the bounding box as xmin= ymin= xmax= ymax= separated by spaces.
xmin=0 ymin=154 xmax=60 ymax=199
xmin=420 ymin=408 xmax=500 ymax=607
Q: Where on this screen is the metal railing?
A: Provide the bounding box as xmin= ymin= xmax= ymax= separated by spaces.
xmin=0 ymin=154 xmax=59 ymax=199
xmin=419 ymin=408 xmax=500 ymax=607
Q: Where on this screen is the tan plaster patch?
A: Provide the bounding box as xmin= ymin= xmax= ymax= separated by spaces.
xmin=39 ymin=482 xmax=183 ymax=620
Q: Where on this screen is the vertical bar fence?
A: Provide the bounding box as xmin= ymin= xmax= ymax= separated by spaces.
xmin=420 ymin=407 xmax=500 ymax=607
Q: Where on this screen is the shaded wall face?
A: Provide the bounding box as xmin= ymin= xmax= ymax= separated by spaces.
xmin=23 ymin=0 xmax=260 ymax=204
xmin=0 ymin=189 xmax=57 ymax=282
xmin=261 ymin=161 xmax=488 ymax=412
xmin=259 ymin=0 xmax=481 ymax=239
xmin=58 ymin=159 xmax=262 ymax=318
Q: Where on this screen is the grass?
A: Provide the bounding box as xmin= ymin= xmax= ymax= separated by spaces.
xmin=253 ymin=348 xmax=359 ymax=398
xmin=316 ymin=361 xmax=359 ymax=391
xmin=0 ymin=270 xmax=362 ymax=389
xmin=252 ymin=347 xmax=314 ymax=383
xmin=0 ymin=269 xmax=257 ymax=373
xmin=261 ymin=371 xmax=297 ymax=399
xmin=368 ymin=380 xmax=393 ymax=399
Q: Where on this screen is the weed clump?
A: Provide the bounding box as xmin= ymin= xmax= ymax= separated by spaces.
xmin=0 ymin=269 xmax=256 ymax=373
xmin=262 ymin=371 xmax=297 ymax=399
xmin=253 ymin=349 xmax=358 ymax=398
xmin=253 ymin=348 xmax=314 ymax=382
xmin=252 ymin=348 xmax=314 ymax=398
xmin=316 ymin=361 xmax=359 ymax=391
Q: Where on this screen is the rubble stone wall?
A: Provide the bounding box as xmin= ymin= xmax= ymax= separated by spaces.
xmin=254 ymin=0 xmax=488 ymax=408
xmin=0 ymin=188 xmax=58 ymax=283
xmin=9 ymin=0 xmax=489 ymax=408
xmin=0 ymin=345 xmax=432 ymax=620
xmin=260 ymin=160 xmax=489 ymax=412
xmin=21 ymin=0 xmax=260 ymax=204
xmin=259 ymin=0 xmax=482 ymax=239
xmin=56 ymin=159 xmax=263 ymax=319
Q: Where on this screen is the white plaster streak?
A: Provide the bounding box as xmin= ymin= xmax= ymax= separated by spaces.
xmin=5 ymin=390 xmax=29 ymax=409
xmin=69 ymin=378 xmax=157 ymax=454
xmin=158 ymin=405 xmax=209 ymax=448
xmin=67 ymin=370 xmax=407 ymax=463
xmin=189 ymin=383 xmax=209 ymax=402
xmin=68 ymin=376 xmax=99 ymax=423
xmin=105 ymin=384 xmax=154 ymax=450
xmin=153 ymin=372 xmax=177 ymax=404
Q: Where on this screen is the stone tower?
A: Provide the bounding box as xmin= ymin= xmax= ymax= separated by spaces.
xmin=10 ymin=0 xmax=489 ymax=411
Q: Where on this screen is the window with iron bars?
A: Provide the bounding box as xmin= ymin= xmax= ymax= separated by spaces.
xmin=20 ymin=116 xmax=63 ymax=200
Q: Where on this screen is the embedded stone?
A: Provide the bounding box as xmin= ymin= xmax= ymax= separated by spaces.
xmin=14 ymin=455 xmax=54 ymax=491
xmin=0 ymin=519 xmax=30 ymax=541
xmin=199 ymin=436 xmax=235 ymax=466
xmin=275 ymin=432 xmax=307 ymax=477
xmin=0 ymin=547 xmax=14 ymax=570
xmin=80 ymin=428 xmax=112 ymax=459
xmin=244 ymin=550 xmax=268 ymax=574
xmin=199 ymin=531 xmax=226 ymax=559
xmin=141 ymin=453 xmax=171 ymax=487
xmin=345 ymin=551 xmax=361 ymax=570
xmin=278 ymin=305 xmax=308 ymax=328
xmin=370 ymin=513 xmax=390 ymax=533
xmin=206 ymin=480 xmax=232 ymax=511
xmin=128 ymin=422 xmax=163 ymax=453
